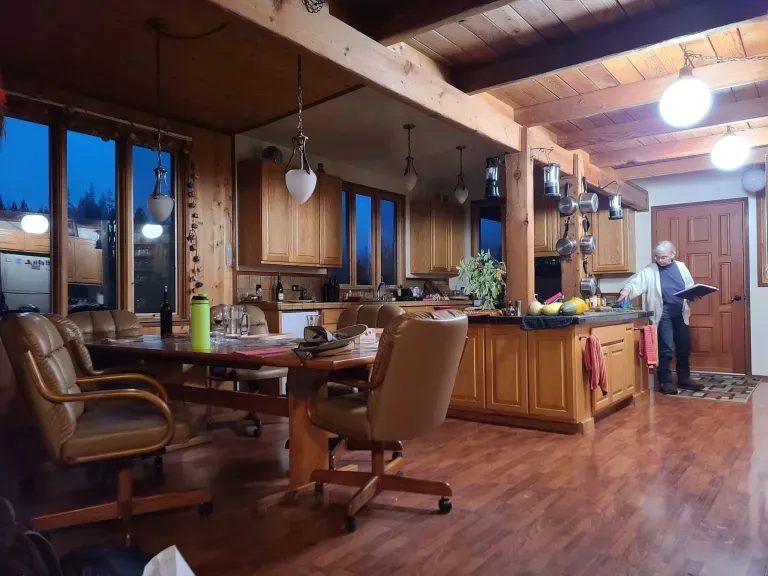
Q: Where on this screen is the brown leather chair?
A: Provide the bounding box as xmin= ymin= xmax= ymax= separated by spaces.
xmin=0 ymin=313 xmax=211 ymax=545
xmin=336 ymin=303 xmax=404 ymax=331
xmin=309 ymin=310 xmax=468 ymax=532
xmin=67 ymin=309 xmax=141 ymax=341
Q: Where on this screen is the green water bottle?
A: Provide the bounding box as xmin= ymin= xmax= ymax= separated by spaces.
xmin=190 ymin=293 xmax=211 ymax=351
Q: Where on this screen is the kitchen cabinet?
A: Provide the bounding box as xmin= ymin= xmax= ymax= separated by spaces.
xmin=533 ymin=194 xmax=560 ymax=256
xmin=527 ymin=330 xmax=576 ymax=422
xmin=0 ymin=228 xmax=26 ymax=252
xmin=237 ymin=159 xmax=342 ymax=267
xmin=485 ymin=325 xmax=528 ymax=415
xmin=590 ymin=324 xmax=634 ymax=412
xmin=68 ymin=237 xmax=103 ymax=285
xmin=449 ymin=324 xmax=485 ymax=410
xmin=410 ymin=198 xmax=465 ymax=275
xmin=67 ymin=238 xmax=76 ymax=281
xmin=24 ymin=233 xmax=50 ymax=254
xmin=589 ymin=202 xmax=636 ymax=274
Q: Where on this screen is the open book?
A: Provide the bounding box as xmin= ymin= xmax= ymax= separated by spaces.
xmin=674 ymin=284 xmax=718 ymax=300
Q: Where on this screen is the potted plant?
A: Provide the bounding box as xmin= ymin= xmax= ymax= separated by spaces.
xmin=457 ymin=250 xmax=507 ymax=311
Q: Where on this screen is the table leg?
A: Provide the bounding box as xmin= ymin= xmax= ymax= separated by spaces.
xmin=287 ymin=367 xmax=329 ymax=489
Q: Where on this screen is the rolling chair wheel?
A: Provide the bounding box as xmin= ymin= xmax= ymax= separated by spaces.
xmin=252 ymin=427 xmax=262 ymax=438
xmin=438 ymin=498 xmax=452 ymax=514
xmin=314 ymin=482 xmax=324 ymax=494
xmin=392 ymin=451 xmax=403 ymax=459
xmin=154 ymin=456 xmax=164 ymax=476
xmin=345 ymin=515 xmax=356 ymax=533
xmin=395 ymin=471 xmax=404 ymax=477
xmin=198 ymin=501 xmax=214 ymax=517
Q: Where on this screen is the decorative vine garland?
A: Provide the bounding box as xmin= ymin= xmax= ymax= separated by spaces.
xmin=185 ymin=149 xmax=203 ymax=294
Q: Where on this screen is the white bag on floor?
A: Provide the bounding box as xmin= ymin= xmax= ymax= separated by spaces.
xmin=142 ymin=546 xmax=196 ymax=576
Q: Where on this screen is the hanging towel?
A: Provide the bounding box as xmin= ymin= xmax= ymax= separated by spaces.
xmin=638 ymin=325 xmax=658 ymax=367
xmin=584 ymin=335 xmax=608 ymax=395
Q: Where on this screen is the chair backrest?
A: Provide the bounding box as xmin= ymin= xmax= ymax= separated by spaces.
xmin=45 ymin=314 xmax=95 ymax=375
xmin=337 ymin=303 xmax=404 ymax=330
xmin=68 ymin=310 xmax=141 ymax=342
xmin=367 ymin=310 xmax=467 ymax=442
xmin=0 ymin=313 xmax=84 ymax=462
xmin=242 ymin=305 xmax=270 ymax=335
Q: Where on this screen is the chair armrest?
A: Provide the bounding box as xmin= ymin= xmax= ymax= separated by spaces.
xmin=76 ymin=372 xmax=169 ymax=402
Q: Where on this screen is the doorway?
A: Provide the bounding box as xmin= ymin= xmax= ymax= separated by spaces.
xmin=652 ymin=198 xmax=749 ymax=374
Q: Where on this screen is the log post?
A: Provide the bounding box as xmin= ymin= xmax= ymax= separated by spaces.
xmin=560 ymin=153 xmax=586 ymax=298
xmin=505 ymin=129 xmax=535 ymax=305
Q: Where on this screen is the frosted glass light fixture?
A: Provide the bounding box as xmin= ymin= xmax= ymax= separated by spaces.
xmin=142 ymin=223 xmax=163 ymax=239
xmin=454 ymin=145 xmax=469 ymax=204
xmin=403 ymin=124 xmax=418 ymax=192
xmin=659 ymin=66 xmax=711 ymax=128
xmin=285 ymin=55 xmax=317 ymax=204
xmin=20 ymin=214 xmax=49 ymax=234
xmin=711 ymin=127 xmax=750 ymax=171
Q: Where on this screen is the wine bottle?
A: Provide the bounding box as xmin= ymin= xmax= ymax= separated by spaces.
xmin=276 ymin=273 xmax=284 ymax=302
xmin=160 ymin=286 xmax=172 ymax=338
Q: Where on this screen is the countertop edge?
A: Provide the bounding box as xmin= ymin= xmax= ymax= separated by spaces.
xmin=239 ymin=301 xmax=474 ymax=311
xmin=467 ymin=310 xmax=653 ymax=326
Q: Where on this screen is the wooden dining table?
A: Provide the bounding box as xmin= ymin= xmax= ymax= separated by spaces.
xmin=87 ymin=334 xmax=379 ymax=489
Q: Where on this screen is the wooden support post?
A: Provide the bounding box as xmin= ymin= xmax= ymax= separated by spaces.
xmin=560 ymin=154 xmax=585 ymax=298
xmin=50 ymin=125 xmax=68 ymax=315
xmin=505 ymin=129 xmax=534 ymax=305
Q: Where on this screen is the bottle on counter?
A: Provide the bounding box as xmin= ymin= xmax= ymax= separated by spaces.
xmin=160 ymin=285 xmax=172 ymax=338
xmin=275 ymin=273 xmax=284 ymax=302
xmin=190 ymin=293 xmax=210 ymax=351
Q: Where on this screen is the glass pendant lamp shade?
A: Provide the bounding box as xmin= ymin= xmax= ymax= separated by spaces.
xmin=20 ymin=214 xmax=49 ymax=234
xmin=285 ymin=55 xmax=317 ymax=204
xmin=711 ymin=128 xmax=751 ymax=171
xmin=142 ymin=223 xmax=163 ymax=239
xmin=286 ymin=165 xmax=317 ymax=204
xmin=454 ymin=186 xmax=469 ymax=204
xmin=404 ymin=169 xmax=418 ymax=192
xmin=147 ymin=165 xmax=174 ymax=223
xmin=659 ymin=66 xmax=711 ymax=128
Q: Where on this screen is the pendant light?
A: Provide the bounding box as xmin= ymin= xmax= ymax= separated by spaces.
xmin=403 ymin=124 xmax=418 ymax=191
xmin=285 ymin=55 xmax=317 ymax=204
xmin=20 ymin=214 xmax=49 ymax=234
xmin=711 ymin=127 xmax=751 ymax=171
xmin=142 ymin=223 xmax=163 ymax=239
xmin=146 ymin=19 xmax=175 ymax=223
xmin=454 ymin=145 xmax=469 ymax=204
xmin=659 ymin=54 xmax=711 ymax=128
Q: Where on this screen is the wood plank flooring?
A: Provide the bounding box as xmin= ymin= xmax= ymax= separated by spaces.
xmin=6 ymin=383 xmax=768 ymax=575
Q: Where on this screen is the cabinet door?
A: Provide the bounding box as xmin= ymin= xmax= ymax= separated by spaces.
xmin=261 ymin=162 xmax=293 ymax=263
xmin=449 ymin=324 xmax=485 ymax=410
xmin=409 ymin=200 xmax=432 ymax=274
xmin=95 ymin=249 xmax=103 ymax=284
xmin=528 ymin=331 xmax=576 ymax=421
xmin=67 ymin=237 xmax=76 ymax=282
xmin=606 ymin=342 xmax=628 ymax=402
xmin=431 ymin=202 xmax=451 ymax=272
xmin=485 ymin=325 xmax=528 ymax=414
xmin=319 ymin=174 xmax=343 ymax=267
xmin=291 ymin=185 xmax=320 ymax=265
xmin=449 ymin=203 xmax=465 ymax=273
xmin=623 ymin=326 xmax=636 ymax=397
xmin=591 ymin=207 xmax=636 ymax=274
xmin=73 ymin=239 xmax=100 ymax=284
xmin=24 ymin=233 xmax=50 ymax=254
xmin=0 ymin=228 xmax=25 ymax=252
xmin=592 ymin=345 xmax=613 ymax=412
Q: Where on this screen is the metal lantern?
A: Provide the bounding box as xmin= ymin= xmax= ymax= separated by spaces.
xmin=542 ymin=162 xmax=561 ymax=197
xmin=609 ymin=192 xmax=623 ymax=220
xmin=484 ymin=157 xmax=500 ymax=199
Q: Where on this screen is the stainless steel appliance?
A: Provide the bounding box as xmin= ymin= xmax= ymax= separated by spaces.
xmin=0 ymin=252 xmax=51 ymax=313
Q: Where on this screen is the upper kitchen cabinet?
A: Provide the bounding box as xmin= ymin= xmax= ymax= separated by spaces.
xmin=237 ymin=159 xmax=343 ymax=267
xmin=589 ymin=198 xmax=636 ymax=275
xmin=533 ymin=194 xmax=560 ymax=256
xmin=410 ymin=198 xmax=465 ymax=275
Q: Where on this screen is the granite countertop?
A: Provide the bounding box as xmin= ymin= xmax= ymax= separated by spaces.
xmin=467 ymin=309 xmax=653 ymax=326
xmin=240 ymin=300 xmax=473 ymax=311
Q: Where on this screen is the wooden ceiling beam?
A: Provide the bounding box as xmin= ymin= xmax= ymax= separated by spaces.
xmin=332 ymin=0 xmax=511 ymax=46
xmin=592 ymin=126 xmax=768 ymax=168
xmin=615 ymin=146 xmax=768 ymax=180
xmin=561 ymin=97 xmax=768 ymax=149
xmin=453 ymin=0 xmax=767 ymax=95
xmin=515 ymin=59 xmax=768 ymax=127
xmin=207 ymin=0 xmax=522 ymax=152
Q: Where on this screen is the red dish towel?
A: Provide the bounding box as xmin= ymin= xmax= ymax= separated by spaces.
xmin=638 ymin=325 xmax=659 ymax=367
xmin=584 ymin=335 xmax=608 ymax=395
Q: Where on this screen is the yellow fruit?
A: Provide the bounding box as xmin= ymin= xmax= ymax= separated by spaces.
xmin=541 ymin=303 xmax=563 ymax=316
xmin=527 ymin=300 xmax=543 ymax=316
xmin=569 ymin=297 xmax=588 ymax=314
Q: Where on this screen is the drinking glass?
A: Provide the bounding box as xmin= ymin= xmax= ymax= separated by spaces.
xmin=306 ymin=314 xmax=321 ymax=327
xmin=211 ymin=307 xmax=226 ymax=341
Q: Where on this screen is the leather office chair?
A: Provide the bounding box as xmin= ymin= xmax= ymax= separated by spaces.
xmin=0 ymin=313 xmax=211 ymax=545
xmin=336 ymin=303 xmax=404 ymax=332
xmin=310 ymin=310 xmax=468 ymax=532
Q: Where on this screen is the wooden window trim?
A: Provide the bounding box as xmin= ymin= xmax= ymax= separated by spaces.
xmin=759 ymin=184 xmax=767 ymax=287
xmin=470 ymin=198 xmax=506 ymax=261
xmin=340 ymin=181 xmax=405 ymax=289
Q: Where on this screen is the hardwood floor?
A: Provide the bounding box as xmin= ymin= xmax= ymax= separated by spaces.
xmin=6 ymin=383 xmax=768 ymax=575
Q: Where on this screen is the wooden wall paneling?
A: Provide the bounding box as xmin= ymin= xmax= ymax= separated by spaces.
xmin=505 ymin=131 xmax=535 ymax=304
xmin=50 ymin=125 xmax=67 ymax=315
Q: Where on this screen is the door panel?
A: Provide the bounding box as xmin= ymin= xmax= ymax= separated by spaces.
xmin=450 ymin=325 xmax=485 ymax=409
xmin=653 ymin=200 xmax=747 ymax=373
xmin=485 ymin=326 xmax=528 ymax=414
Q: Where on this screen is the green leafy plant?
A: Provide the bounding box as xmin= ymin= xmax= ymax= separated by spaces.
xmin=458 ymin=250 xmax=507 ymax=310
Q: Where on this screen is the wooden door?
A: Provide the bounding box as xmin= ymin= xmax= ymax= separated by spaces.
xmin=449 ymin=324 xmax=485 ymax=410
xmin=449 ymin=203 xmax=465 ymax=273
xmin=527 ymin=331 xmax=575 ymax=422
xmin=67 ymin=237 xmax=76 ymax=281
xmin=653 ymin=199 xmax=748 ymax=373
xmin=73 ymin=239 xmax=99 ymax=284
xmin=591 ymin=207 xmax=636 ymax=274
xmin=318 ymin=174 xmax=343 ymax=267
xmin=431 ymin=202 xmax=451 ymax=272
xmin=261 ymin=162 xmax=292 ymax=264
xmin=291 ymin=185 xmax=320 ymax=265
xmin=485 ymin=325 xmax=528 ymax=414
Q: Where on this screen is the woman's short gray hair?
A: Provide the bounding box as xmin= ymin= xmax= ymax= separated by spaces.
xmin=654 ymin=240 xmax=676 ymax=256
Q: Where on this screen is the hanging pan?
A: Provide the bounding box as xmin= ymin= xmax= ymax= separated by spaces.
xmin=579 ymin=215 xmax=596 ymax=255
xmin=557 ymin=182 xmax=578 ymax=216
xmin=556 ymin=216 xmax=578 ymax=257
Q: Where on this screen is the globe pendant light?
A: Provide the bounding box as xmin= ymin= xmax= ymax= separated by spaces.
xmin=454 ymin=145 xmax=469 ymax=204
xmin=742 ymin=166 xmax=766 ymax=194
xmin=659 ymin=64 xmax=711 ymax=128
xmin=20 ymin=214 xmax=49 ymax=234
xmin=147 ymin=19 xmax=175 ymax=223
xmin=285 ymin=55 xmax=317 ymax=204
xmin=711 ymin=127 xmax=751 ymax=171
xmin=142 ymin=223 xmax=163 ymax=239
xmin=403 ymin=124 xmax=418 ymax=191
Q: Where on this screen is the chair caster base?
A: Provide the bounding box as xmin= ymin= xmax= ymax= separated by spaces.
xmin=392 ymin=451 xmax=403 ymax=459
xmin=154 ymin=456 xmax=164 ymax=476
xmin=395 ymin=471 xmax=404 ymax=477
xmin=438 ymin=497 xmax=452 ymax=514
xmin=345 ymin=515 xmax=356 ymax=533
xmin=252 ymin=427 xmax=262 ymax=438
xmin=198 ymin=501 xmax=213 ymax=516
xmin=314 ymin=482 xmax=324 ymax=494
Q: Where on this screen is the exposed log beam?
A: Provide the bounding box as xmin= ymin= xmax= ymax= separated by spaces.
xmin=615 ymin=146 xmax=768 ymax=180
xmin=515 ymin=60 xmax=768 ymax=126
xmin=561 ymin=98 xmax=768 ymax=150
xmin=592 ymin=127 xmax=768 ymax=168
xmin=333 ymin=0 xmax=510 ymax=46
xmin=454 ymin=0 xmax=767 ymax=95
xmin=208 ymin=0 xmax=522 ymax=152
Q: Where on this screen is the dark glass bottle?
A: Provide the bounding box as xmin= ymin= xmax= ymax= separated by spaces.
xmin=275 ymin=273 xmax=284 ymax=302
xmin=160 ymin=286 xmax=172 ymax=338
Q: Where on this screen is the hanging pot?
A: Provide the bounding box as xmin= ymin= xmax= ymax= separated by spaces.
xmin=579 ymin=215 xmax=596 ymax=255
xmin=542 ymin=163 xmax=561 ymax=197
xmin=578 ymin=192 xmax=599 ymax=213
xmin=556 ymin=216 xmax=578 ymax=257
xmin=557 ymin=182 xmax=578 ymax=216
xmin=580 ymin=259 xmax=598 ymax=295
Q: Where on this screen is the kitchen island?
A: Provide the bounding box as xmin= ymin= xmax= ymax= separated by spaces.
xmin=449 ymin=310 xmax=653 ymax=434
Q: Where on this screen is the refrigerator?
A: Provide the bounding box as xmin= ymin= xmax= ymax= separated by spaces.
xmin=0 ymin=252 xmax=51 ymax=313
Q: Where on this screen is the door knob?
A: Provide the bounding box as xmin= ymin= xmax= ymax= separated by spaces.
xmin=728 ymin=294 xmax=743 ymax=304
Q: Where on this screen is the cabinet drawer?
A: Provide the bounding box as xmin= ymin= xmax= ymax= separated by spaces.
xmin=590 ymin=324 xmax=626 ymax=345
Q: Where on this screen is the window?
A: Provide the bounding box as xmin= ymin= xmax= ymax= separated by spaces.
xmin=471 ymin=199 xmax=505 ymax=262
xmin=332 ymin=182 xmax=404 ymax=287
xmin=0 ymin=117 xmax=51 ymax=313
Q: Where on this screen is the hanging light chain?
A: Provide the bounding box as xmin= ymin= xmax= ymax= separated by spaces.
xmin=683 ymin=47 xmax=768 ymax=65
xmin=403 ymin=124 xmax=417 ymax=176
xmin=456 ymin=145 xmax=466 ymax=189
xmin=296 ymin=54 xmax=304 ymax=138
xmin=286 ymin=55 xmax=311 ymax=175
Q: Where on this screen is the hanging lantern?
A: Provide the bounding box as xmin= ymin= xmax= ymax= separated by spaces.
xmin=285 ymin=55 xmax=317 ymax=204
xmin=454 ymin=145 xmax=469 ymax=204
xmin=608 ymin=193 xmax=623 ymax=221
xmin=485 ymin=157 xmax=500 ymax=199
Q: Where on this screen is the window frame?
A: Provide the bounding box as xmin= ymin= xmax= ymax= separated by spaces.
xmin=4 ymin=107 xmax=190 ymax=322
xmin=758 ymin=170 xmax=767 ymax=287
xmin=340 ymin=181 xmax=405 ymax=289
xmin=470 ymin=197 xmax=506 ymax=262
